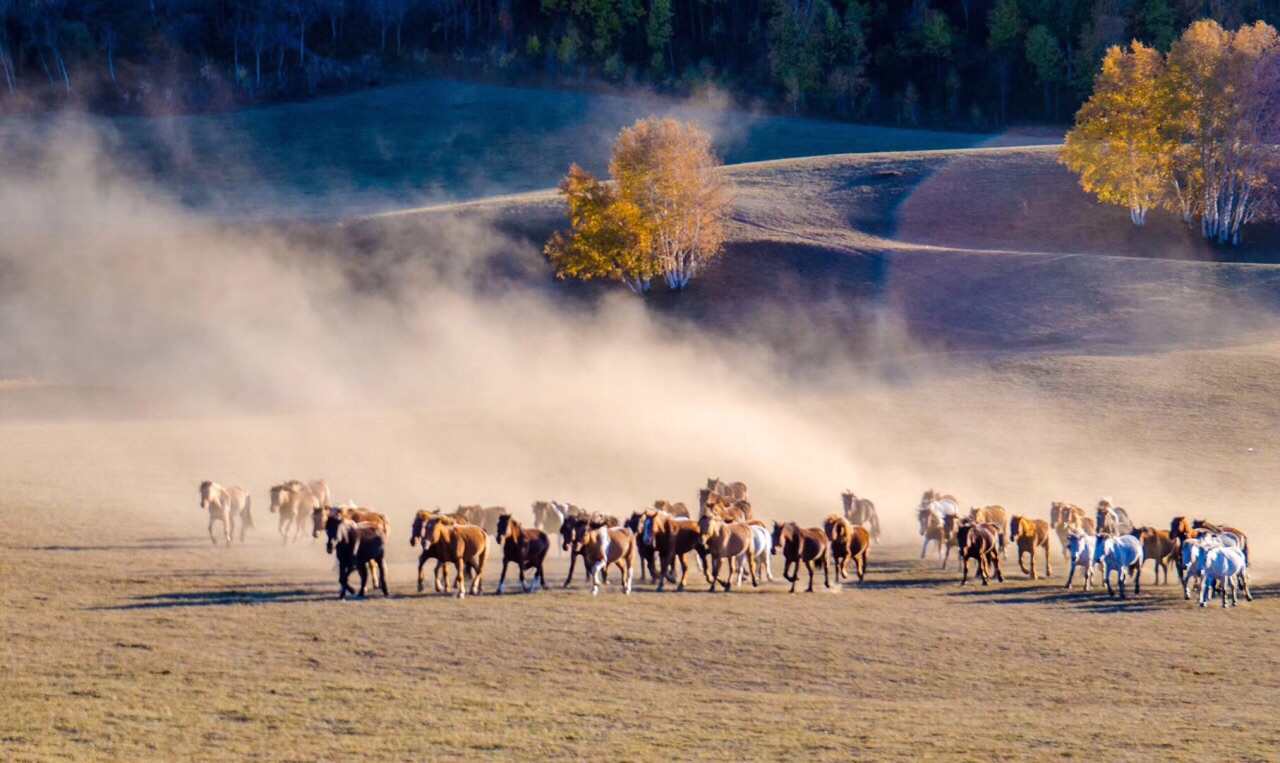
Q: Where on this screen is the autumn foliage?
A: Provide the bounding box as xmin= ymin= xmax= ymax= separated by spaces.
xmin=1061 ymin=20 xmax=1280 ymax=245
xmin=545 ymin=118 xmax=731 ymax=293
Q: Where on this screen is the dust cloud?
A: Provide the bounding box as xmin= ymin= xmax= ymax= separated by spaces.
xmin=0 ymin=121 xmax=1275 ymax=566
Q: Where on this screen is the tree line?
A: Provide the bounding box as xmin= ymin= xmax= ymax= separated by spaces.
xmin=2 ymin=0 xmax=1277 ymax=122
xmin=1062 ymin=19 xmax=1279 ymax=245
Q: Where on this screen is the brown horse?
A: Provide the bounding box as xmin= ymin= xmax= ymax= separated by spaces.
xmin=841 ymin=490 xmax=881 ymax=543
xmin=315 ymin=505 xmax=389 ymax=541
xmin=409 ymin=510 xmax=467 ymax=593
xmin=644 ymin=510 xmax=705 ymax=592
xmin=1130 ymin=526 xmax=1177 ymax=585
xmin=1010 ymin=515 xmax=1052 ymax=579
xmin=698 ymin=489 xmax=752 ymax=522
xmin=558 ymin=515 xmax=595 ymax=588
xmin=494 ymin=514 xmax=549 ymax=594
xmin=421 ymin=516 xmax=489 ymax=598
xmin=969 ymin=505 xmax=1008 ymax=556
xmin=653 ymin=499 xmax=691 ymax=518
xmin=574 ymin=523 xmax=636 ymax=595
xmin=324 ymin=517 xmax=388 ymax=600
xmin=824 ymin=514 xmax=870 ymax=582
xmin=956 ymin=520 xmax=1004 ymax=586
xmin=706 ymin=477 xmax=749 ymax=501
xmin=699 ymin=514 xmax=757 ymax=592
xmin=771 ymin=521 xmax=830 ymax=593
xmin=1049 ymin=502 xmax=1094 ymax=561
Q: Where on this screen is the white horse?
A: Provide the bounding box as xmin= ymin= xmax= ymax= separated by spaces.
xmin=737 ymin=524 xmax=774 ymax=586
xmin=199 ymin=481 xmax=252 ymax=546
xmin=1181 ymin=536 xmax=1220 ymax=600
xmin=1200 ymin=546 xmax=1249 ymax=608
xmin=1093 ymin=534 xmax=1145 ymax=598
xmin=1063 ymin=532 xmax=1099 ymax=591
xmin=307 ymin=479 xmax=331 ymax=510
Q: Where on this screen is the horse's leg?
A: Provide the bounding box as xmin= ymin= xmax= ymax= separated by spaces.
xmin=338 ymin=563 xmax=349 ymax=600
xmin=518 ymin=563 xmax=528 ymax=594
xmin=1065 ymin=559 xmax=1077 ymax=590
xmin=1241 ymin=568 xmax=1253 ymax=602
xmin=562 ymin=551 xmax=577 ymax=589
xmin=417 ymin=552 xmax=428 ymax=593
xmin=708 ymin=556 xmax=720 ymax=593
xmin=1018 ymin=546 xmax=1031 ymax=576
xmin=208 ymin=514 xmax=218 ymax=546
xmin=960 ymin=556 xmax=969 ymax=587
xmin=723 ymin=557 xmax=734 ymax=592
xmin=920 ymin=537 xmax=930 ymax=559
xmin=228 ymin=512 xmax=236 ymax=546
xmin=656 ymin=551 xmax=669 ymax=593
xmin=1043 ymin=543 xmax=1051 ymax=577
xmin=676 ymin=553 xmax=690 ymax=593
xmin=355 ymin=561 xmax=369 ymax=598
xmin=979 ymin=553 xmax=990 ymax=585
xmin=748 ymin=551 xmax=758 ymax=588
xmin=496 ymin=559 xmax=510 ymax=595
xmin=590 ymin=560 xmax=604 ymax=596
xmin=804 ymin=559 xmax=818 ymax=593
xmin=453 ymin=561 xmax=465 ymax=598
xmin=434 ymin=561 xmax=446 ymax=593
xmin=1133 ymin=563 xmax=1141 ymax=595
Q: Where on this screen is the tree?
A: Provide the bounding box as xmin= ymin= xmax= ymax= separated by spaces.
xmin=1025 ymin=24 xmax=1065 ymax=117
xmin=1061 ymin=41 xmax=1167 ymax=225
xmin=987 ymin=0 xmax=1025 ymax=123
xmin=545 ymin=117 xmax=731 ymax=293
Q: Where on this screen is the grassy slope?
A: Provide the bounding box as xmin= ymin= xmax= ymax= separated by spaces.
xmin=5 ymin=145 xmax=1280 ymax=760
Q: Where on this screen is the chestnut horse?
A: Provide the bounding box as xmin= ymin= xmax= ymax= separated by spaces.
xmin=1050 ymin=502 xmax=1094 ymax=561
xmin=956 ymin=520 xmax=1004 ymax=586
xmin=494 ymin=514 xmax=549 ymax=594
xmin=199 ymin=481 xmax=252 ymax=546
xmin=1010 ymin=515 xmax=1052 ymax=579
xmin=969 ymin=505 xmax=1008 ymax=557
xmin=324 ymin=517 xmax=388 ymax=600
xmin=653 ymin=499 xmax=691 ymax=518
xmin=574 ymin=523 xmax=636 ymax=595
xmin=1130 ymin=527 xmax=1177 ymax=585
xmin=706 ymin=477 xmax=749 ymax=501
xmin=699 ymin=489 xmax=751 ymax=522
xmin=699 ymin=514 xmax=757 ymax=592
xmin=644 ymin=510 xmax=705 ymax=592
xmin=421 ymin=515 xmax=489 ymax=598
xmin=824 ymin=514 xmax=870 ymax=582
xmin=841 ymin=490 xmax=881 ymax=544
xmin=771 ymin=521 xmax=830 ymax=593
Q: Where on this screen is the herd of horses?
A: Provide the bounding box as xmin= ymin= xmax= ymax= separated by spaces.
xmin=198 ymin=479 xmax=1253 ymax=607
xmin=916 ymin=490 xmax=1254 ymax=607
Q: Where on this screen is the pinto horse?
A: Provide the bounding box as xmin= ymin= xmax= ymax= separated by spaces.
xmin=956 ymin=520 xmax=1004 ymax=586
xmin=644 ymin=510 xmax=704 ymax=593
xmin=420 ymin=515 xmax=489 ymax=598
xmin=824 ymin=514 xmax=870 ymax=582
xmin=199 ymin=481 xmax=252 ymax=546
xmin=1010 ymin=515 xmax=1052 ymax=579
xmin=841 ymin=490 xmax=881 ymax=544
xmin=771 ymin=521 xmax=830 ymax=593
xmin=325 ymin=517 xmax=388 ymax=600
xmin=494 ymin=514 xmax=549 ymax=594
xmin=699 ymin=514 xmax=757 ymax=592
xmin=574 ymin=523 xmax=636 ymax=595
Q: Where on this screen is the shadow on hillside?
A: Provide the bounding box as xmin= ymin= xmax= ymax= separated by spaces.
xmin=28 ymin=536 xmax=209 ymax=552
xmin=92 ymin=585 xmax=334 ymax=610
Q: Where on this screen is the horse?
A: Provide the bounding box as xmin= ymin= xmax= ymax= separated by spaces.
xmin=706 ymin=477 xmax=748 ymax=502
xmin=268 ymin=480 xmax=318 ymax=545
xmin=574 ymin=522 xmax=636 ymax=595
xmin=324 ymin=517 xmax=388 ymax=600
xmin=409 ymin=511 xmax=453 ymax=593
xmin=494 ymin=514 xmax=549 ymax=595
xmin=939 ymin=514 xmax=966 ymax=570
xmin=1181 ymin=536 xmax=1217 ymax=601
xmin=1050 ymin=502 xmax=1094 ymax=561
xmin=315 ymin=505 xmax=389 ymax=541
xmin=1130 ymin=527 xmax=1177 ymax=585
xmin=625 ymin=511 xmax=666 ymax=584
xmin=771 ymin=521 xmax=830 ymax=594
xmin=653 ymin=499 xmax=691 ymax=518
xmin=307 ymin=480 xmax=331 ymax=511
xmin=457 ymin=505 xmax=506 ymax=536
xmin=1010 ymin=515 xmax=1052 ymax=579
xmin=531 ymin=501 xmax=563 ymax=536
xmin=198 ymin=481 xmax=252 ymax=546
xmin=699 ymin=514 xmax=757 ymax=592
xmin=917 ymin=507 xmax=948 ymax=564
xmin=644 ymin=510 xmax=705 ymax=593
xmin=956 ymin=520 xmax=1004 ymax=586
xmin=841 ymin=490 xmax=881 ymax=543
xmin=420 ymin=515 xmax=489 ymax=598
xmin=969 ymin=505 xmax=1008 ymax=557
xmin=1092 ymin=533 xmax=1144 ymax=598
xmin=1200 ymin=546 xmax=1250 ymax=608
xmin=698 ymin=489 xmax=751 ymax=522
xmin=1063 ymin=532 xmax=1100 ymax=591
xmin=920 ymin=489 xmax=960 ymax=518
xmin=1095 ymin=498 xmax=1134 ymax=536
xmin=824 ymin=514 xmax=869 ymax=582
xmin=737 ymin=522 xmax=775 ymax=586
xmin=558 ymin=515 xmax=594 ymax=588
xmin=1192 ymin=519 xmax=1250 ymax=566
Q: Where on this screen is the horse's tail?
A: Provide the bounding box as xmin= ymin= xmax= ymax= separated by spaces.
xmin=242 ymin=496 xmax=255 ymax=529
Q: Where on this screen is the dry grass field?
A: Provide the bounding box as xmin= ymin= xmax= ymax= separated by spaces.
xmin=3 ymin=122 xmax=1280 ymax=759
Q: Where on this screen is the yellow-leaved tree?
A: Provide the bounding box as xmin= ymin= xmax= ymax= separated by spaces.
xmin=545 ymin=117 xmax=730 ymax=293
xmin=1060 ymin=41 xmax=1167 ymax=226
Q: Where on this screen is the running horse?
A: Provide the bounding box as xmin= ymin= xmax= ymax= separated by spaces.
xmin=1050 ymin=502 xmax=1094 ymax=561
xmin=574 ymin=521 xmax=637 ymax=596
xmin=324 ymin=516 xmax=388 ymax=600
xmin=1095 ymin=498 xmax=1134 ymax=536
xmin=841 ymin=490 xmax=881 ymax=543
xmin=494 ymin=514 xmax=549 ymax=594
xmin=644 ymin=510 xmax=705 ymax=593
xmin=198 ymin=481 xmax=253 ymax=546
xmin=1010 ymin=515 xmax=1052 ymax=579
xmin=956 ymin=519 xmax=1004 ymax=586
xmin=824 ymin=514 xmax=870 ymax=582
xmin=699 ymin=513 xmax=757 ymax=592
xmin=771 ymin=521 xmax=830 ymax=594
xmin=419 ymin=515 xmax=489 ymax=598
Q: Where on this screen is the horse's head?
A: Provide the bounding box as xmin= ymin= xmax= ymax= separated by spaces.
xmin=698 ymin=513 xmax=719 ymax=543
xmin=770 ymin=521 xmax=786 ymax=555
xmin=571 ymin=519 xmax=592 ymax=550
xmin=1009 ymin=515 xmax=1025 ymax=541
xmin=1067 ymin=531 xmax=1088 ymax=562
xmin=917 ymin=508 xmax=933 ymax=536
xmin=324 ymin=514 xmax=344 ymax=554
xmin=559 ymin=518 xmax=578 ymax=552
xmin=841 ymin=491 xmax=854 ymax=513
xmin=495 ymin=514 xmax=512 ymax=543
xmin=199 ymin=481 xmax=213 ymax=508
